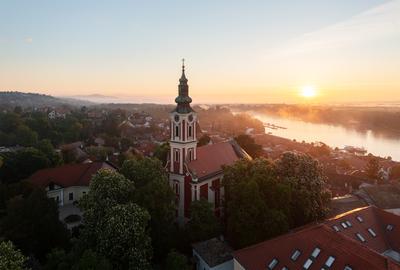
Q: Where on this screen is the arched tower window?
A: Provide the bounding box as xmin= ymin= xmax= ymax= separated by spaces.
xmin=175 ymin=126 xmax=179 ymax=137
xmin=188 ymin=125 xmax=192 ymax=137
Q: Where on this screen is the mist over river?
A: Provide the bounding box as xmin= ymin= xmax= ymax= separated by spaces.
xmin=249 ymin=112 xmax=400 ymax=161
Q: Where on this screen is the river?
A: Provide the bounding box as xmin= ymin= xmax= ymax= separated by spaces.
xmin=248 ymin=112 xmax=400 ymax=161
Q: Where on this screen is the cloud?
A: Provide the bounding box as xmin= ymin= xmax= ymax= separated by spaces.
xmin=269 ymin=0 xmax=400 ymax=58
xmin=24 ymin=37 xmax=33 ymax=44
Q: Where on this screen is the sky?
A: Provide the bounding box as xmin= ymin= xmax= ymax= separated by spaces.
xmin=0 ymin=0 xmax=399 ymax=104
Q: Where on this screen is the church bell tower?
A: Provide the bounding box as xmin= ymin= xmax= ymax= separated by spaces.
xmin=169 ymin=60 xmax=198 ymax=222
xmin=169 ymin=59 xmax=198 ymax=174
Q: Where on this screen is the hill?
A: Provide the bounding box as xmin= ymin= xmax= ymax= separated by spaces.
xmin=0 ymin=91 xmax=91 ymax=109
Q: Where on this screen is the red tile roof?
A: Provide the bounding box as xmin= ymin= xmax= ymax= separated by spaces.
xmin=187 ymin=141 xmax=250 ymax=181
xmin=234 ymin=206 xmax=400 ymax=270
xmin=27 ymin=162 xmax=116 ymax=188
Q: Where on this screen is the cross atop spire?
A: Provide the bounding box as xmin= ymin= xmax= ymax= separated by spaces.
xmin=182 ymin=58 xmax=185 ymax=70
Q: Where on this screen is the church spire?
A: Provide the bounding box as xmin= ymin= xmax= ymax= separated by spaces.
xmin=175 ymin=59 xmax=193 ymax=113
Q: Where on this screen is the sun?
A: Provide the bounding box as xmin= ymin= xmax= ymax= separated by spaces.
xmin=301 ymin=85 xmax=317 ymax=98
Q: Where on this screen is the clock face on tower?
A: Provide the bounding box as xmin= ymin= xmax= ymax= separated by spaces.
xmin=188 ymin=114 xmax=193 ymax=122
xmin=174 ymin=115 xmax=180 ymax=122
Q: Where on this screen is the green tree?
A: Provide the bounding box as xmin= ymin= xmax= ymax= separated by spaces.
xmin=15 ymin=125 xmax=38 ymax=146
xmin=0 ymin=240 xmax=26 ymax=270
xmin=153 ymin=143 xmax=170 ymax=165
xmin=391 ymin=165 xmax=400 ymax=180
xmin=79 ymin=170 xmax=152 ymax=269
xmin=120 ymin=157 xmax=165 ymax=189
xmin=186 ymin=199 xmax=221 ymax=243
xmin=234 ymin=134 xmax=262 ymax=158
xmin=1 ymin=189 xmax=69 ymax=260
xmin=0 ymin=147 xmax=50 ymax=183
xmin=276 ymin=152 xmax=330 ymax=226
xmin=36 ymin=139 xmax=62 ymax=166
xmin=197 ymin=134 xmax=210 ymax=147
xmin=165 ymin=250 xmax=191 ymax=270
xmin=120 ymin=157 xmax=176 ymax=261
xmin=366 ymin=157 xmax=380 ymax=180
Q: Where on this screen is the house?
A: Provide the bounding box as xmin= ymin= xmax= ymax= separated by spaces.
xmin=192 ymin=238 xmax=233 ymax=270
xmin=233 ymin=206 xmax=400 ymax=270
xmin=167 ymin=62 xmax=251 ymax=224
xmin=355 ymin=184 xmax=400 ymax=215
xmin=48 ymin=108 xmax=70 ymax=119
xmin=27 ymin=161 xmax=116 ymax=206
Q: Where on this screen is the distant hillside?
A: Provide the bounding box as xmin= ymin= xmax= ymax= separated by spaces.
xmin=0 ymin=91 xmax=91 ymax=109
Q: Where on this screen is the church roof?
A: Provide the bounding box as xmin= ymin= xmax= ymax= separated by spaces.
xmin=27 ymin=162 xmax=116 ymax=188
xmin=234 ymin=206 xmax=400 ymax=270
xmin=187 ymin=140 xmax=251 ymax=181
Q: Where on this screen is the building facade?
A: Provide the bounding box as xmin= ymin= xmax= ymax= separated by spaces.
xmin=168 ymin=62 xmax=251 ymax=224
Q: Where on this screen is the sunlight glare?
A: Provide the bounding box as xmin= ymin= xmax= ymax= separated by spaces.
xmin=301 ymin=86 xmax=317 ymax=98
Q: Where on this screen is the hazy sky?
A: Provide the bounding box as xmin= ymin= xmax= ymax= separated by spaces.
xmin=0 ymin=0 xmax=399 ymax=104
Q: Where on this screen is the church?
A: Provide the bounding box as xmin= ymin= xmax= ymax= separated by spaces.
xmin=167 ymin=61 xmax=251 ymax=224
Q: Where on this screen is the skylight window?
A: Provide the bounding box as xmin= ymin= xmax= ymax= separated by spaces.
xmin=356 ymin=233 xmax=366 ymax=242
xmin=303 ymin=258 xmax=313 ymax=269
xmin=368 ymin=228 xmax=377 ymax=237
xmin=344 ymin=266 xmax=353 ymax=270
xmin=282 ymin=267 xmax=288 ymax=270
xmin=325 ymin=256 xmax=336 ymax=267
xmin=268 ymin=258 xmax=278 ymax=269
xmin=311 ymin=247 xmax=321 ymax=258
xmin=387 ymin=224 xmax=394 ymax=231
xmin=345 ymin=220 xmax=352 ymax=227
xmin=341 ymin=222 xmax=348 ymax=229
xmin=332 ymin=225 xmax=340 ymax=232
xmin=356 ymin=216 xmax=363 ymax=222
xmin=291 ymin=250 xmax=301 ymax=261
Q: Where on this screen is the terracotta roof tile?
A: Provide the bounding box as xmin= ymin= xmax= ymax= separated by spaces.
xmin=27 ymin=162 xmax=116 ymax=188
xmin=234 ymin=207 xmax=400 ymax=270
xmin=187 ymin=141 xmax=248 ymax=180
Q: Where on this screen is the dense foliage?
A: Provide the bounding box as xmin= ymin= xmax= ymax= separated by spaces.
xmin=0 ymin=240 xmax=27 ymax=270
xmin=223 ymin=152 xmax=330 ymax=248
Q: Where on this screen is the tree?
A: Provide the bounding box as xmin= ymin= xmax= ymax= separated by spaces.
xmin=223 ymin=159 xmax=289 ymax=248
xmin=1 ymin=189 xmax=69 ymax=260
xmin=79 ymin=170 xmax=152 ymax=269
xmin=391 ymin=165 xmax=400 ymax=180
xmin=120 ymin=157 xmax=176 ymax=261
xmin=165 ymin=250 xmax=191 ymax=270
xmin=234 ymin=134 xmax=262 ymax=158
xmin=120 ymin=157 xmax=166 ymax=189
xmin=197 ymin=134 xmax=210 ymax=147
xmin=186 ymin=200 xmax=221 ymax=244
xmin=15 ymin=125 xmax=38 ymax=146
xmin=0 ymin=240 xmax=27 ymax=270
xmin=36 ymin=139 xmax=62 ymax=166
xmin=366 ymin=157 xmax=380 ymax=180
xmin=153 ymin=143 xmax=170 ymax=165
xmin=0 ymin=147 xmax=50 ymax=183
xmin=276 ymin=152 xmax=330 ymax=226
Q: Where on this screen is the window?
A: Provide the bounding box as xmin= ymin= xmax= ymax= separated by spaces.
xmin=282 ymin=267 xmax=288 ymax=270
xmin=188 ymin=125 xmax=192 ymax=137
xmin=291 ymin=250 xmax=301 ymax=261
xmin=356 ymin=216 xmax=363 ymax=222
xmin=82 ymin=191 xmax=86 ymax=195
xmin=368 ymin=228 xmax=377 ymax=237
xmin=69 ymin=192 xmax=73 ymax=201
xmin=387 ymin=224 xmax=394 ymax=231
xmin=49 ymin=183 xmax=55 ymax=190
xmin=345 ymin=220 xmax=352 ymax=227
xmin=303 ymin=259 xmax=313 ymax=269
xmin=344 ymin=266 xmax=353 ymax=270
xmin=268 ymin=258 xmax=278 ymax=269
xmin=175 ymin=126 xmax=179 ymax=137
xmin=324 ymin=256 xmax=336 ymax=268
xmin=341 ymin=222 xmax=348 ymax=229
xmin=174 ymin=150 xmax=179 ymax=162
xmin=311 ymin=247 xmax=321 ymax=258
xmin=356 ymin=233 xmax=366 ymax=242
xmin=332 ymin=225 xmax=340 ymax=232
